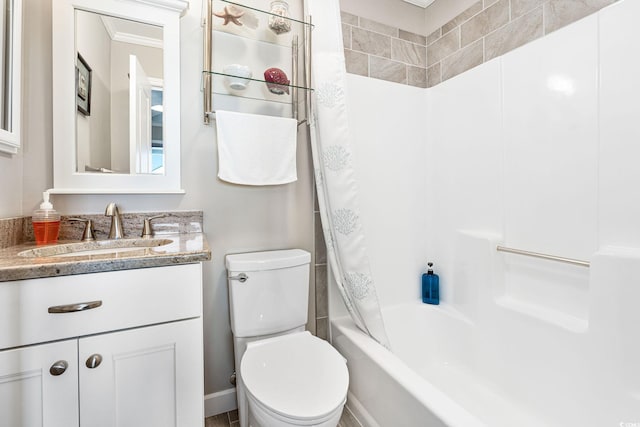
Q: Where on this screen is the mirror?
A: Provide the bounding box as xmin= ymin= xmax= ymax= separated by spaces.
xmin=52 ymin=0 xmax=187 ymax=194
xmin=75 ymin=11 xmax=165 ymax=175
xmin=0 ymin=0 xmax=22 ymax=155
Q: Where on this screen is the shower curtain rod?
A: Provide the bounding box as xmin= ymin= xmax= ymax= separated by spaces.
xmin=496 ymin=245 xmax=590 ymax=268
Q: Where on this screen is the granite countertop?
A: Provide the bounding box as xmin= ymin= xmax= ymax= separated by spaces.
xmin=0 ymin=233 xmax=211 ymax=282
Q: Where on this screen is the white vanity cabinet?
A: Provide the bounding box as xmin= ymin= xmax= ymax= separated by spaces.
xmin=0 ymin=263 xmax=204 ymax=427
xmin=78 ymin=319 xmax=202 ymax=427
xmin=0 ymin=339 xmax=79 ymax=426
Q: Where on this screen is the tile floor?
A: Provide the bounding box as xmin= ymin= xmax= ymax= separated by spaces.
xmin=204 ymin=409 xmax=238 ymax=427
xmin=204 ymin=405 xmax=362 ymax=427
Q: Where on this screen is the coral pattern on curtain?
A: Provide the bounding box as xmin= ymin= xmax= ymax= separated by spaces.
xmin=308 ymin=0 xmax=390 ymax=348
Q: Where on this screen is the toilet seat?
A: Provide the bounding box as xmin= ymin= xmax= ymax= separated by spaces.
xmin=246 ymin=391 xmax=345 ymax=426
xmin=240 ymin=331 xmax=349 ymax=423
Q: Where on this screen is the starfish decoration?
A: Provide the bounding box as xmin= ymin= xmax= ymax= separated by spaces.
xmin=213 ymin=6 xmax=244 ymax=26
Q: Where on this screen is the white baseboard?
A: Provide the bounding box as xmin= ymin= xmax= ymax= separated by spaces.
xmin=346 ymin=391 xmax=379 ymax=427
xmin=204 ymin=387 xmax=237 ymax=417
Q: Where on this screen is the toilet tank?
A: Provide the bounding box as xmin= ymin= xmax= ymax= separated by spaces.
xmin=226 ymin=249 xmax=311 ymax=338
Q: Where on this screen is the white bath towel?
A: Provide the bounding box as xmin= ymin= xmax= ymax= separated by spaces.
xmin=215 ymin=110 xmax=298 ymax=185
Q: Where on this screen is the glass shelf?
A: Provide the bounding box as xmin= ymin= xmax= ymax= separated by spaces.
xmin=220 ymin=0 xmax=312 ymax=27
xmin=211 ymin=0 xmax=311 ymax=48
xmin=203 ymin=0 xmax=312 ymax=123
xmin=203 ymin=70 xmax=313 ymax=92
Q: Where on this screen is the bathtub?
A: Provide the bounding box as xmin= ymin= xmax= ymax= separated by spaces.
xmin=331 ymin=295 xmax=640 ymax=427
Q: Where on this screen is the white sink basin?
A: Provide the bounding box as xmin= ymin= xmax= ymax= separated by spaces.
xmin=18 ymin=238 xmax=173 ymax=258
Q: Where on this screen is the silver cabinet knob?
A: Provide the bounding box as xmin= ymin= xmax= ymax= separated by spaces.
xmin=50 ymin=360 xmax=68 ymax=376
xmin=86 ymin=354 xmax=103 ymax=369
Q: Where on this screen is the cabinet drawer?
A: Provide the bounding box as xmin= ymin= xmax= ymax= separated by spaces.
xmin=0 ymin=264 xmax=202 ymax=349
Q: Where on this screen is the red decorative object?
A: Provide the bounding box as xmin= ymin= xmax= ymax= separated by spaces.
xmin=263 ymin=68 xmax=290 ymax=95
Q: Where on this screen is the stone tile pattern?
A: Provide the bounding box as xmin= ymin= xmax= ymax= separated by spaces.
xmin=342 ymin=0 xmax=617 ymax=88
xmin=1 ymin=211 xmax=203 ymax=248
xmin=425 ymin=0 xmax=617 ymax=86
xmin=342 ymin=11 xmax=428 ymax=88
xmin=0 ymin=217 xmax=26 ymax=249
xmin=314 ymin=191 xmax=329 ymax=340
xmin=19 ymin=211 xmax=204 ymax=242
xmin=205 ymin=410 xmax=239 ymax=427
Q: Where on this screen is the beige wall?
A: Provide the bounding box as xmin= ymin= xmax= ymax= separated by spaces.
xmin=21 ymin=0 xmax=53 ymax=214
xmin=76 ymin=10 xmax=112 ymax=172
xmin=0 ymin=151 xmax=23 ymax=217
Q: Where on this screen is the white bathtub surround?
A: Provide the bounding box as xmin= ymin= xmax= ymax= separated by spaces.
xmin=332 ymin=237 xmax=640 ymax=427
xmin=599 ymin=0 xmax=640 ymax=248
xmin=330 ymin=0 xmax=640 ymax=425
xmin=343 ymin=75 xmax=428 ymax=309
xmin=590 ymin=246 xmax=640 ymax=419
xmin=423 ymin=4 xmax=635 ymax=309
xmin=308 ymin=0 xmax=390 ymax=348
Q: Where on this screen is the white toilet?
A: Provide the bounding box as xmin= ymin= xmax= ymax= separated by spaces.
xmin=226 ymin=249 xmax=349 ymax=427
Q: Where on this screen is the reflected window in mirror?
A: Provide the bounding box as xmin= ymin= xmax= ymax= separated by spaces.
xmin=0 ymin=0 xmax=21 ymax=155
xmin=0 ymin=0 xmax=13 ymax=132
xmin=151 ymin=87 xmax=164 ymax=174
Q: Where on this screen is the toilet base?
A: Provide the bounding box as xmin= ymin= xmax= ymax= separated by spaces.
xmin=247 ymin=392 xmax=345 ymax=427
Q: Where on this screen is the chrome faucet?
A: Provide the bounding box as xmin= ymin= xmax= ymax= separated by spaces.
xmin=105 ymin=203 xmax=124 ymax=239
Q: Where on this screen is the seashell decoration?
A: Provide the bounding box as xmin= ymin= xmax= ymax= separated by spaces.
xmin=213 ymin=5 xmax=244 ymax=26
xmin=263 ymin=68 xmax=290 ymax=95
xmin=268 ymin=0 xmax=291 ymax=35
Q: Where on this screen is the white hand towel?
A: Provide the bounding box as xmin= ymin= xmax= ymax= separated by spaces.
xmin=215 ymin=110 xmax=298 ymax=185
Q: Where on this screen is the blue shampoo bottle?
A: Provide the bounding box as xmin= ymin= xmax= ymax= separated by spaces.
xmin=422 ymin=262 xmax=439 ymax=305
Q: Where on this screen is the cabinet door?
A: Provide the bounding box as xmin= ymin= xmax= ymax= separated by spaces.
xmin=79 ymin=319 xmax=203 ymax=427
xmin=0 ymin=340 xmax=79 ymax=427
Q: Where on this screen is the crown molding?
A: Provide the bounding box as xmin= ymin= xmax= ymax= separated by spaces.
xmin=125 ymin=0 xmax=189 ymax=16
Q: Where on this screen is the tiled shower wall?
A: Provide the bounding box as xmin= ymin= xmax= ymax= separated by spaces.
xmin=342 ymin=11 xmax=428 ymax=88
xmin=314 ymin=196 xmax=328 ymax=339
xmin=342 ymin=0 xmax=618 ymax=88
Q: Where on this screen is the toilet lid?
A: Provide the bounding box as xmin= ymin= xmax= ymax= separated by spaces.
xmin=241 ymin=331 xmax=349 ymax=421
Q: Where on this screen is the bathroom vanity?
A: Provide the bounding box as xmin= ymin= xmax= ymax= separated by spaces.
xmin=0 ymin=231 xmax=210 ymax=427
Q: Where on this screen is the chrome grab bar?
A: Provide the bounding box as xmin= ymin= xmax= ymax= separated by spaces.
xmin=497 ymin=245 xmax=590 ymax=268
xmin=229 ymin=273 xmax=248 ymax=283
xmin=48 ymin=300 xmax=103 ymax=314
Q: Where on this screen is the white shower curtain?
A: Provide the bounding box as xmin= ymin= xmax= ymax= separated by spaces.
xmin=307 ymin=0 xmax=390 ymax=348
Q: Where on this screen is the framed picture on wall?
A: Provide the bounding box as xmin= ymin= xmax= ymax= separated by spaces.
xmin=76 ymin=53 xmax=92 ymax=116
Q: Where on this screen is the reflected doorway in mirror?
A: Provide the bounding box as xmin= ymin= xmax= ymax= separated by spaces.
xmin=76 ymin=53 xmax=92 ymax=116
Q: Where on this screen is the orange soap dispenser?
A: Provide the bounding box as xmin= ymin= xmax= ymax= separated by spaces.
xmin=32 ymin=191 xmax=60 ymax=245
